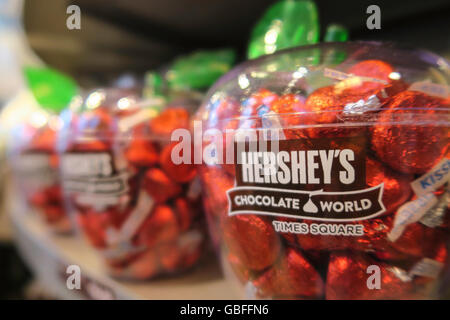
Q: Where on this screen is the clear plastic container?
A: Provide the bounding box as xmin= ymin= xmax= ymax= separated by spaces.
xmin=8 ymin=106 xmax=73 ymax=233
xmin=58 ymin=88 xmax=206 ymax=279
xmin=196 ymin=42 xmax=450 ymax=299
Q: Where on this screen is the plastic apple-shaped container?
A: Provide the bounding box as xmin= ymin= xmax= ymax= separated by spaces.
xmin=196 ymin=42 xmax=450 ymax=299
xmin=58 ymin=88 xmax=206 ymax=279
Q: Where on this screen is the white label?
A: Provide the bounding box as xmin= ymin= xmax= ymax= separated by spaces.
xmin=408 ymin=258 xmax=444 ymax=279
xmin=411 ymin=158 xmax=450 ymax=196
xmin=420 ymin=191 xmax=449 ymax=228
xmin=106 ymin=191 xmax=154 ymax=245
xmin=117 ymin=107 xmax=160 ymax=132
xmin=388 ymin=193 xmax=438 ymax=242
xmin=15 ymin=153 xmax=57 ymax=188
xmin=16 ymin=153 xmax=52 ymax=172
xmin=63 ymin=172 xmax=130 ymax=195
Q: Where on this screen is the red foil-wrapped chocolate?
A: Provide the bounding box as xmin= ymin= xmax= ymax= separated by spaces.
xmin=366 ymin=157 xmax=413 ymax=215
xmin=225 ymin=252 xmax=251 ymax=284
xmin=124 ymin=127 xmax=159 ymax=167
xmin=271 ymin=93 xmax=306 ymax=115
xmin=326 ymin=252 xmax=416 ymax=300
xmin=253 ymin=248 xmax=324 ymax=299
xmin=296 ymin=216 xmax=390 ymax=252
xmin=134 ymin=204 xmax=180 ymax=248
xmin=159 ymin=142 xmax=197 ymax=183
xmin=371 ymin=90 xmax=449 ymax=174
xmin=300 ymin=60 xmax=409 ymax=139
xmin=149 ymin=107 xmax=190 ymax=138
xmin=200 ymin=166 xmax=234 ymax=221
xmin=223 ymin=215 xmax=281 ymax=271
xmin=143 ymin=168 xmax=182 ymax=203
xmin=346 ymin=59 xmax=393 ymax=94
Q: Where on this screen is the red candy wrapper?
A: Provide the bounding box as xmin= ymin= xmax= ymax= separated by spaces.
xmin=197 ymin=42 xmax=450 ymax=299
xmin=223 ymin=215 xmax=281 ymax=271
xmin=326 ymin=252 xmax=416 ymax=300
xmin=253 ymin=248 xmax=324 ymax=299
xmin=371 ymin=90 xmax=448 ymax=174
xmin=60 ymin=88 xmax=206 ymax=279
xmin=366 ymin=157 xmax=413 ymax=215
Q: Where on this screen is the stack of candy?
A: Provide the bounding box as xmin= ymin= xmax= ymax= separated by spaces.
xmin=197 ymin=42 xmax=450 ymax=299
xmin=59 ymin=89 xmax=205 ymax=279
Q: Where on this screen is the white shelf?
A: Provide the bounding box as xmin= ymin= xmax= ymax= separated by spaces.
xmin=10 ymin=198 xmax=238 ymax=300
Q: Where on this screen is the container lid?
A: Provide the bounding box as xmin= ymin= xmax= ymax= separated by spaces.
xmin=59 ymin=86 xmax=198 ymax=146
xmin=198 ymin=41 xmax=450 ymax=131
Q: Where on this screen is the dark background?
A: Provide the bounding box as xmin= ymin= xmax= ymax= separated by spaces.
xmin=23 ymin=0 xmax=450 ymax=86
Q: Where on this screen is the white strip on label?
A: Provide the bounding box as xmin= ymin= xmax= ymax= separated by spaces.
xmin=388 ymin=193 xmax=438 ymax=242
xmin=409 ymin=81 xmax=449 ymax=99
xmin=106 ymin=191 xmax=154 ymax=245
xmin=117 ymin=106 xmax=160 ymax=132
xmin=420 ymin=191 xmax=449 ymax=228
xmin=408 ymin=258 xmax=444 ymax=279
xmin=100 ymin=240 xmax=145 ymax=259
xmin=323 ymin=67 xmax=388 ymax=84
xmin=411 ymin=158 xmax=450 ymax=196
xmin=76 ymin=194 xmax=121 ymax=210
xmin=387 ymin=267 xmax=412 ymax=282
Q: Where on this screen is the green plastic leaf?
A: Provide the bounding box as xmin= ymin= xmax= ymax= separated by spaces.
xmin=166 ymin=49 xmax=236 ymax=90
xmin=23 ymin=66 xmax=77 ymax=113
xmin=324 ymin=24 xmax=349 ymax=42
xmin=323 ymin=24 xmax=349 ymax=64
xmin=143 ymin=71 xmax=164 ymax=98
xmin=248 ymin=0 xmax=320 ymax=59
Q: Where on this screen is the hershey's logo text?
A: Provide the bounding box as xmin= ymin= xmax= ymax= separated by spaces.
xmin=240 ymin=149 xmax=355 ymax=185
